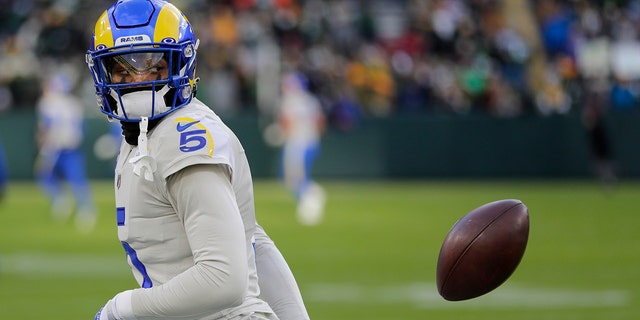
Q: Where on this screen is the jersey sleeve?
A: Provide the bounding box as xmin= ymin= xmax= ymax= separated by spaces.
xmin=125 ymin=164 xmax=248 ymax=318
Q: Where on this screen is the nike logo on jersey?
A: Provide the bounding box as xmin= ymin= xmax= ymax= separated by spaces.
xmin=176 ymin=120 xmax=201 ymax=132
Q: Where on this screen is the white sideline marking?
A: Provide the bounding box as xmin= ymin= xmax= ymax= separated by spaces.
xmin=305 ymin=282 xmax=631 ymax=309
xmin=0 ymin=252 xmax=129 ymax=276
xmin=1 ymin=254 xmax=631 ymax=309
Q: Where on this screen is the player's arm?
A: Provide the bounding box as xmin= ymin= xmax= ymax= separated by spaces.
xmin=254 ymin=224 xmax=310 ymax=320
xmin=98 ymin=164 xmax=248 ymax=319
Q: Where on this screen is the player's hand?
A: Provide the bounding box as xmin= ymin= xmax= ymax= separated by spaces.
xmin=94 ymin=290 xmax=132 ymax=320
xmin=94 ymin=300 xmax=116 ymax=320
xmin=94 ymin=306 xmax=107 ymax=320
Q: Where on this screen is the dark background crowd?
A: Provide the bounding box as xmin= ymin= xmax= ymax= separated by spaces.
xmin=1 ymin=0 xmax=640 ymax=126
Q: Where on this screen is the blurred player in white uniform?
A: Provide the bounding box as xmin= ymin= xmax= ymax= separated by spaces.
xmin=87 ymin=1 xmax=309 ymax=319
xmin=278 ymin=72 xmax=326 ymax=225
xmin=35 ymin=72 xmax=96 ymax=232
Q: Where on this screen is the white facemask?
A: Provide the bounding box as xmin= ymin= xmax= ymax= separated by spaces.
xmin=110 ymin=85 xmax=171 ymax=119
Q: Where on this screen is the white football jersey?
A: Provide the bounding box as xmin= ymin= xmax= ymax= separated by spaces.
xmin=37 ymin=91 xmax=84 ymax=151
xmin=280 ymin=90 xmax=323 ymax=146
xmin=113 ymin=98 xmax=274 ymax=319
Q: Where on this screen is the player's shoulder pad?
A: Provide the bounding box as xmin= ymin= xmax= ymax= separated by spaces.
xmin=151 ymin=100 xmax=234 ymax=179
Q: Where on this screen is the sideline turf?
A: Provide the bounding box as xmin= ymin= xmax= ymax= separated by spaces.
xmin=0 ymin=180 xmax=638 ymax=319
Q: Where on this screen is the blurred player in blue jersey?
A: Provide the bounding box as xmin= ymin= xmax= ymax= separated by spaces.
xmin=87 ymin=1 xmax=309 ymax=319
xmin=35 ymin=71 xmax=96 ymax=233
xmin=278 ymin=71 xmax=327 ymax=225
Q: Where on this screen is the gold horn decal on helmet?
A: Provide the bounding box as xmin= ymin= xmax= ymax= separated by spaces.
xmin=153 ymin=4 xmax=182 ymax=43
xmin=94 ymin=11 xmax=114 ymax=49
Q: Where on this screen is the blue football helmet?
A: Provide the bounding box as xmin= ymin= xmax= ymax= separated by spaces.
xmin=86 ymin=0 xmax=199 ymax=122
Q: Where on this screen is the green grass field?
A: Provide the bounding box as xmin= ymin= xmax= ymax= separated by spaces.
xmin=0 ymin=179 xmax=638 ymax=319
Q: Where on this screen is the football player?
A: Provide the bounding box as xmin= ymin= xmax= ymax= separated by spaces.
xmin=35 ymin=71 xmax=96 ymax=232
xmin=278 ymin=72 xmax=326 ymax=225
xmin=87 ymin=1 xmax=309 ymax=319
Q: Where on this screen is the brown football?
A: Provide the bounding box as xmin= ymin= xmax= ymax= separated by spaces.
xmin=436 ymin=199 xmax=530 ymax=301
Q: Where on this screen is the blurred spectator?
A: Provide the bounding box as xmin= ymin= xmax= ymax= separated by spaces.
xmin=581 ymin=79 xmax=618 ymax=187
xmin=329 ymin=81 xmax=362 ymax=132
xmin=537 ymin=0 xmax=576 ymax=60
xmin=0 ymin=0 xmax=638 ymax=119
xmin=609 ymin=40 xmax=640 ymax=110
xmin=347 ymin=43 xmax=396 ymax=116
xmin=35 ymin=4 xmax=86 ymax=59
xmin=571 ymin=0 xmax=622 ymax=186
xmin=0 ymin=34 xmax=41 ymax=109
xmin=34 ymin=71 xmax=96 ymax=233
